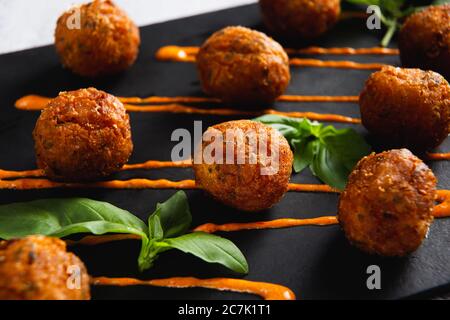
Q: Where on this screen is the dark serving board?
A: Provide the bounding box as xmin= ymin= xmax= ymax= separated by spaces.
xmin=0 ymin=4 xmax=449 ymax=300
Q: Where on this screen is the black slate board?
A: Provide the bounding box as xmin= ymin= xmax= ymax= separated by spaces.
xmin=0 ymin=4 xmax=449 ymax=300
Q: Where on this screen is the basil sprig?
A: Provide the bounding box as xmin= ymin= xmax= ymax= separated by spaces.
xmin=344 ymin=0 xmax=449 ymax=47
xmin=0 ymin=191 xmax=248 ymax=274
xmin=255 ymin=115 xmax=371 ymax=190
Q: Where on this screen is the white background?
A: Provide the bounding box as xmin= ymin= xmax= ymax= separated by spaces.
xmin=0 ymin=0 xmax=256 ymax=54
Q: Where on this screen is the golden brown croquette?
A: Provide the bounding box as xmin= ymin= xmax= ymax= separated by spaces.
xmin=193 ymin=120 xmax=293 ymax=212
xmin=399 ymin=4 xmax=450 ymax=80
xmin=33 ymin=88 xmax=133 ymax=182
xmin=196 ymin=26 xmax=290 ymax=106
xmin=359 ymin=66 xmax=450 ymax=152
xmin=54 ymin=0 xmax=140 ymax=77
xmin=0 ymin=236 xmax=90 ymax=300
xmin=338 ymin=149 xmax=436 ymax=256
xmin=259 ymin=0 xmax=341 ymax=39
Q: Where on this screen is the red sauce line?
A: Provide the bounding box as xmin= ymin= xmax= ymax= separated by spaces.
xmin=194 ymin=216 xmax=338 ymax=233
xmin=155 ymin=46 xmax=392 ymax=70
xmin=15 ymin=96 xmax=361 ymax=124
xmin=289 ymin=58 xmax=386 ymax=70
xmin=91 ymin=276 xmax=296 ymax=300
xmin=426 ymin=152 xmax=450 ymax=161
xmin=16 ymin=94 xmax=359 ymax=111
xmin=0 ymin=160 xmax=191 ymax=180
xmin=155 ymin=45 xmax=398 ymax=61
xmin=434 ymin=190 xmax=450 ymax=218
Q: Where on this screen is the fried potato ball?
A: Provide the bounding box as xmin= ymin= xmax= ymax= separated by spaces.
xmin=359 ymin=66 xmax=450 ymax=152
xmin=259 ymin=0 xmax=341 ymax=39
xmin=338 ymin=149 xmax=437 ymax=256
xmin=196 ymin=26 xmax=290 ymax=106
xmin=0 ymin=236 xmax=90 ymax=300
xmin=193 ymin=120 xmax=293 ymax=212
xmin=399 ymin=4 xmax=450 ymax=80
xmin=33 ymin=88 xmax=133 ymax=182
xmin=54 ymin=0 xmax=140 ymax=77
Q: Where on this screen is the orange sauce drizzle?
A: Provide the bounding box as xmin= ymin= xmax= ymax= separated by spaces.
xmin=426 ymin=152 xmax=450 ymax=161
xmin=0 ymin=178 xmax=197 ymax=190
xmin=16 ymin=94 xmax=359 ymax=111
xmin=155 ymin=46 xmax=391 ymax=70
xmin=194 ymin=216 xmax=338 ymax=233
xmin=155 ymin=45 xmax=398 ymax=62
xmin=289 ymin=58 xmax=386 ymax=70
xmin=284 ymin=47 xmax=399 ymax=56
xmin=0 ymin=160 xmax=191 ymax=180
xmin=91 ymin=276 xmax=295 ymax=300
xmin=66 ymin=234 xmax=141 ymax=246
xmin=0 ymin=176 xmax=334 ymax=193
xmin=15 ymin=96 xmax=360 ymax=124
xmin=434 ymin=190 xmax=450 ymax=218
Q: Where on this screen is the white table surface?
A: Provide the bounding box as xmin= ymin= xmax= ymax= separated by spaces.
xmin=0 ymin=0 xmax=256 ymax=54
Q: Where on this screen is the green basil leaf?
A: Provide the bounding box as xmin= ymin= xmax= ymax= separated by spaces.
xmin=292 ymin=138 xmax=319 ymax=173
xmin=311 ymin=144 xmax=350 ymax=191
xmin=321 ymin=128 xmax=372 ymax=172
xmin=432 ymin=0 xmax=450 ymax=4
xmin=148 ymin=215 xmax=164 ymax=240
xmin=0 ymin=198 xmax=148 ymax=240
xmin=148 ymin=191 xmax=192 ymax=239
xmin=163 ymin=232 xmax=249 ymax=274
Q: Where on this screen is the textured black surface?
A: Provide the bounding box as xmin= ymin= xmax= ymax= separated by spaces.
xmin=0 ymin=4 xmax=449 ymax=300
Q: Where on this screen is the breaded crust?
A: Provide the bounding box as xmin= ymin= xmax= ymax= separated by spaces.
xmin=193 ymin=120 xmax=293 ymax=212
xmin=399 ymin=4 xmax=450 ymax=80
xmin=359 ymin=66 xmax=450 ymax=152
xmin=0 ymin=236 xmax=90 ymax=300
xmin=33 ymin=88 xmax=133 ymax=181
xmin=338 ymin=149 xmax=436 ymax=256
xmin=196 ymin=26 xmax=290 ymax=106
xmin=55 ymin=0 xmax=140 ymax=77
xmin=259 ymin=0 xmax=341 ymax=39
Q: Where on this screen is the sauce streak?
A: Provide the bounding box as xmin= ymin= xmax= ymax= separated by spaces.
xmin=16 ymin=94 xmax=359 ymax=111
xmin=289 ymin=58 xmax=386 ymax=70
xmin=426 ymin=152 xmax=450 ymax=161
xmin=91 ymin=276 xmax=296 ymax=300
xmin=15 ymin=96 xmax=360 ymax=124
xmin=0 ymin=178 xmax=197 ymax=190
xmin=155 ymin=46 xmax=389 ymax=70
xmin=194 ymin=216 xmax=338 ymax=233
xmin=0 ymin=176 xmax=335 ymax=193
xmin=0 ymin=160 xmax=191 ymax=180
xmin=155 ymin=45 xmax=398 ymax=61
xmin=434 ymin=190 xmax=450 ymax=218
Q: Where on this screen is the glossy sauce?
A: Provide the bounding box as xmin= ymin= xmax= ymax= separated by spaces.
xmin=0 ymin=160 xmax=191 ymax=180
xmin=0 ymin=176 xmax=336 ymax=193
xmin=426 ymin=153 xmax=450 ymax=161
xmin=91 ymin=276 xmax=295 ymax=300
xmin=0 ymin=178 xmax=197 ymax=190
xmin=16 ymin=94 xmax=359 ymax=110
xmin=194 ymin=216 xmax=338 ymax=233
xmin=289 ymin=58 xmax=386 ymax=70
xmin=155 ymin=45 xmax=391 ymax=70
xmin=434 ymin=190 xmax=450 ymax=218
xmin=155 ymin=45 xmax=398 ymax=60
xmin=15 ymin=95 xmax=360 ymax=124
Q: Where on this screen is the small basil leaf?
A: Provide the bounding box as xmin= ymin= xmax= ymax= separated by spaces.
xmin=148 ymin=215 xmax=164 ymax=240
xmin=311 ymin=144 xmax=350 ymax=191
xmin=432 ymin=0 xmax=450 ymax=4
xmin=321 ymin=128 xmax=372 ymax=172
xmin=148 ymin=191 xmax=192 ymax=239
xmin=163 ymin=232 xmax=249 ymax=274
xmin=138 ymin=240 xmax=172 ymax=272
xmin=0 ymin=198 xmax=148 ymax=240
